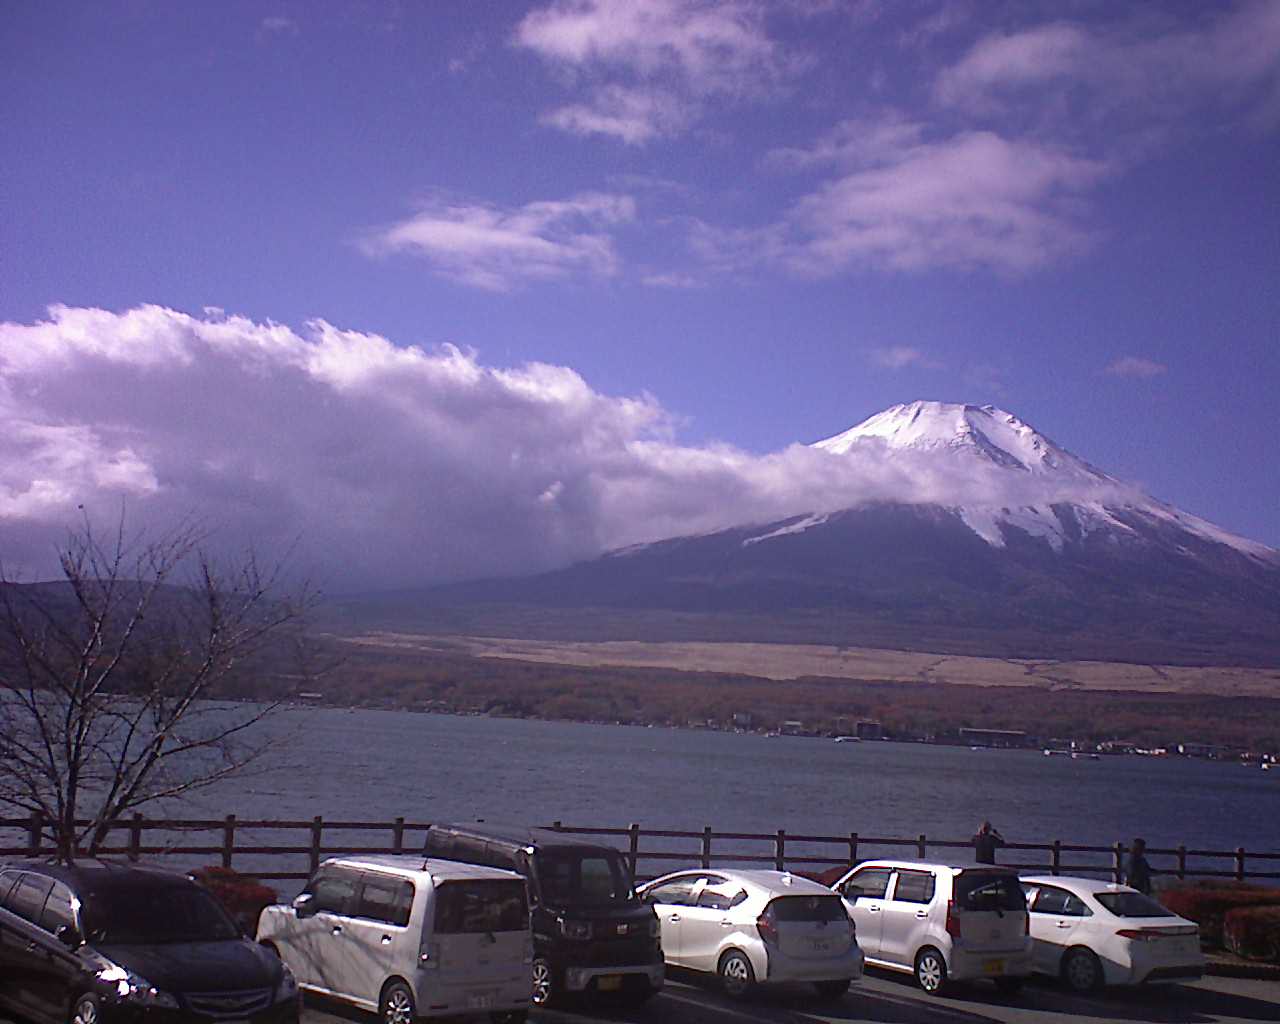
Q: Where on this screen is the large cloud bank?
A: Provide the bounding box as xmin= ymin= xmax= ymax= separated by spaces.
xmin=0 ymin=305 xmax=1140 ymax=590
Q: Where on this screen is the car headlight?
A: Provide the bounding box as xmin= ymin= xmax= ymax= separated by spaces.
xmin=559 ymin=917 xmax=593 ymax=940
xmin=276 ymin=961 xmax=299 ymax=1000
xmin=96 ymin=965 xmax=180 ymax=1008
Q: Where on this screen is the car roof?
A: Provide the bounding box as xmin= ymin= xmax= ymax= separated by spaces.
xmin=641 ymin=868 xmax=840 ymax=899
xmin=843 ymin=859 xmax=1022 ymax=876
xmin=1021 ymin=874 xmax=1141 ymax=896
xmin=0 ymin=859 xmax=194 ymax=890
xmin=428 ymin=822 xmax=613 ymax=854
xmin=324 ymin=854 xmax=523 ymax=884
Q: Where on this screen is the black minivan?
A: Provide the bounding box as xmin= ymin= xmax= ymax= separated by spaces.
xmin=423 ymin=823 xmax=664 ymax=1007
xmin=0 ymin=860 xmax=300 ymax=1024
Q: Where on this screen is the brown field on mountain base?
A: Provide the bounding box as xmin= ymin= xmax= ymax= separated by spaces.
xmin=341 ymin=632 xmax=1280 ymax=698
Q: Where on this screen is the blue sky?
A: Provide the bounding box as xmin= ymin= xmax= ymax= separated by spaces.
xmin=1 ymin=1 xmax=1278 ymax=586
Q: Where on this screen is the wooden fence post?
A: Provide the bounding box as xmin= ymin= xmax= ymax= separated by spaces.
xmin=701 ymin=826 xmax=713 ymax=869
xmin=393 ymin=817 xmax=405 ymax=854
xmin=129 ymin=813 xmax=143 ymax=862
xmin=775 ymin=830 xmax=786 ymax=871
xmin=917 ymin=834 xmax=927 ymax=859
xmin=28 ymin=811 xmax=42 ymax=856
xmin=1113 ymin=842 xmax=1124 ymax=883
xmin=222 ymin=815 xmax=236 ymax=869
xmin=848 ymin=832 xmax=858 ymax=866
xmin=1051 ymin=840 xmax=1061 ymax=875
xmin=1176 ymin=845 xmax=1186 ymax=880
xmin=309 ymin=816 xmax=323 ymax=876
xmin=628 ymin=823 xmax=640 ymax=879
xmin=1235 ymin=847 xmax=1246 ymax=882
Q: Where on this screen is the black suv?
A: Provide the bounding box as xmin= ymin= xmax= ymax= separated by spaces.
xmin=0 ymin=860 xmax=300 ymax=1024
xmin=423 ymin=823 xmax=663 ymax=1007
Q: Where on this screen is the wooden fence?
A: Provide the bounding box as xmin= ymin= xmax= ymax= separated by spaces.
xmin=2 ymin=814 xmax=1277 ymax=889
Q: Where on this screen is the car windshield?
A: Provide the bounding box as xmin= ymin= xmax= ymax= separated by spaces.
xmin=1095 ymin=891 xmax=1176 ymax=918
xmin=536 ymin=849 xmax=632 ymax=906
xmin=955 ymin=873 xmax=1026 ymax=912
xmin=82 ymin=884 xmax=240 ymax=944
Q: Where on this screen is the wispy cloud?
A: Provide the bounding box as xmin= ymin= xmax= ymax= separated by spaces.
xmin=1106 ymin=356 xmax=1168 ymax=379
xmin=515 ymin=0 xmax=793 ymax=142
xmin=870 ymin=346 xmax=942 ymax=371
xmin=256 ymin=16 xmax=299 ymax=41
xmin=362 ymin=192 xmax=636 ymax=291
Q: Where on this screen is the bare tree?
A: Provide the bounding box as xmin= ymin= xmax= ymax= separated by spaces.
xmin=0 ymin=515 xmax=317 ymax=861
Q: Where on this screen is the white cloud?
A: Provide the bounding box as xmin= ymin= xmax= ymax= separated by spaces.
xmin=870 ymin=346 xmax=942 ymax=371
xmin=705 ymin=122 xmax=1110 ymax=275
xmin=363 ymin=192 xmax=636 ymax=291
xmin=0 ymin=305 xmax=1146 ymax=589
xmin=1105 ymin=356 xmax=1168 ymax=379
xmin=515 ymin=0 xmax=791 ymax=142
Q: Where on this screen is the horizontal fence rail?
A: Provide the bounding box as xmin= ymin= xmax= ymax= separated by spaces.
xmin=2 ymin=814 xmax=1277 ymax=893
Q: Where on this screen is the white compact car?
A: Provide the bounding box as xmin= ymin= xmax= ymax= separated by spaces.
xmin=257 ymin=855 xmax=532 ymax=1023
xmin=835 ymin=860 xmax=1032 ymax=994
xmin=637 ymin=869 xmax=863 ymax=1000
xmin=1021 ymin=875 xmax=1204 ymax=992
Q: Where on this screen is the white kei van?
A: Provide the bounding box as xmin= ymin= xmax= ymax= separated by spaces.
xmin=834 ymin=860 xmax=1032 ymax=995
xmin=257 ymin=855 xmax=532 ymax=1024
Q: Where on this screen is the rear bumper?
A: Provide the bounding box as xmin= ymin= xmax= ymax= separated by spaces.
xmin=948 ymin=947 xmax=1033 ymax=982
xmin=765 ymin=946 xmax=865 ymax=984
xmin=414 ymin=976 xmax=531 ymax=1018
xmin=563 ymin=962 xmax=665 ymax=992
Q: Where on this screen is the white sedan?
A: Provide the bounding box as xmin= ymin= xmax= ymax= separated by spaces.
xmin=1021 ymin=875 xmax=1204 ymax=993
xmin=637 ymin=869 xmax=863 ymax=1000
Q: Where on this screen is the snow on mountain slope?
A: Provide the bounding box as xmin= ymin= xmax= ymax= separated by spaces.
xmin=792 ymin=400 xmax=1276 ymax=562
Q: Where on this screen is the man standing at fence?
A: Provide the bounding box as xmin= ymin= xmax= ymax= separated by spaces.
xmin=972 ymin=821 xmax=1005 ymax=864
xmin=1124 ymin=837 xmax=1157 ymax=894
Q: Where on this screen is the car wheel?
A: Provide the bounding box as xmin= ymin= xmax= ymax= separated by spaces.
xmin=69 ymin=993 xmax=100 ymax=1024
xmin=531 ymin=956 xmax=555 ymax=1007
xmin=718 ymin=949 xmax=756 ymax=998
xmin=994 ymin=977 xmax=1024 ymax=994
xmin=489 ymin=1013 xmax=528 ymax=1024
xmin=379 ymin=980 xmax=416 ymax=1024
xmin=813 ymin=978 xmax=851 ymax=1000
xmin=914 ymin=947 xmax=948 ymax=994
xmin=1061 ymin=947 xmax=1103 ymax=994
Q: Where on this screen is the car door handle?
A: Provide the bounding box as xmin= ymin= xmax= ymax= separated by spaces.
xmin=331 ymin=925 xmax=343 ymax=935
xmin=669 ymin=914 xmax=681 ymax=922
xmin=915 ymin=910 xmax=929 ymax=918
xmin=720 ymin=919 xmax=733 ymax=927
xmin=1056 ymin=922 xmax=1073 ymax=929
xmin=381 ymin=935 xmax=392 ymax=945
xmin=867 ymin=906 xmax=880 ymax=913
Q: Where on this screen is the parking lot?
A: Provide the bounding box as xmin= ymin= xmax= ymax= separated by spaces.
xmin=297 ymin=971 xmax=1280 ymax=1024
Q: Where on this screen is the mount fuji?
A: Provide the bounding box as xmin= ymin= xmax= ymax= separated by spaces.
xmin=357 ymin=402 xmax=1280 ymax=666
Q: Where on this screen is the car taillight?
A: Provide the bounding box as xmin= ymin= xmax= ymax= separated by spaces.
xmin=945 ymin=900 xmax=962 ymax=938
xmin=757 ymin=910 xmax=779 ymax=946
xmin=1116 ymin=928 xmax=1161 ymax=941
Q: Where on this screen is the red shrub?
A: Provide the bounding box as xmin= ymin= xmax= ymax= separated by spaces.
xmin=1223 ymin=906 xmax=1280 ymax=963
xmin=190 ymin=866 xmax=279 ymax=934
xmin=1160 ymin=885 xmax=1280 ymax=948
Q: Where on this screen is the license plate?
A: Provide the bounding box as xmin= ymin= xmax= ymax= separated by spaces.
xmin=596 ymin=975 xmax=622 ymax=992
xmin=467 ymin=994 xmax=493 ymax=1009
xmin=982 ymin=959 xmax=1005 ymax=975
xmin=810 ymin=938 xmax=832 ymax=953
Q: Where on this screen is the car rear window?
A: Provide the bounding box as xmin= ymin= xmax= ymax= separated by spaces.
xmin=766 ymin=895 xmax=848 ymax=922
xmin=433 ymin=880 xmax=529 ymax=934
xmin=955 ymin=873 xmax=1025 ymax=912
xmin=1095 ymin=892 xmax=1176 ymax=918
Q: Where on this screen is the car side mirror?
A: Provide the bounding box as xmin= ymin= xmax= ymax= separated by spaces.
xmin=55 ymin=924 xmax=82 ymax=949
xmin=292 ymin=894 xmax=317 ymax=919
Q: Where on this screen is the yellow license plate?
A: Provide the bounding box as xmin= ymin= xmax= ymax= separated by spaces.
xmin=596 ymin=975 xmax=622 ymax=992
xmin=983 ymin=959 xmax=1005 ymax=975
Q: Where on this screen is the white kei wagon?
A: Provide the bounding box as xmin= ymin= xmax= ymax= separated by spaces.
xmin=257 ymin=854 xmax=533 ymax=1024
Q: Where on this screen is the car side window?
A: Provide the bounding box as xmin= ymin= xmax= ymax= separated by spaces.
xmin=891 ymin=870 xmax=936 ymax=904
xmin=6 ymin=873 xmax=53 ymax=925
xmin=644 ymin=878 xmax=698 ymax=906
xmin=0 ymin=870 xmax=19 ymax=908
xmin=1062 ymin=893 xmax=1092 ymax=917
xmin=357 ymin=873 xmax=414 ymax=927
xmin=40 ymin=881 xmax=76 ymax=934
xmin=309 ymin=868 xmax=359 ymax=916
xmin=842 ymin=868 xmax=891 ymax=900
xmin=697 ymin=885 xmax=747 ymax=911
xmin=1030 ymin=886 xmax=1074 ymax=915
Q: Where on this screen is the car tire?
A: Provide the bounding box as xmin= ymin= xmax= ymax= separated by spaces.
xmin=718 ymin=949 xmax=756 ymax=998
xmin=914 ymin=947 xmax=948 ymax=994
xmin=531 ymin=956 xmax=556 ymax=1007
xmin=1061 ymin=947 xmax=1104 ymax=994
xmin=69 ymin=993 xmax=101 ymax=1024
xmin=994 ymin=976 xmax=1024 ymax=994
xmin=813 ymin=978 xmax=852 ymax=1000
xmin=379 ymin=980 xmax=417 ymax=1024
